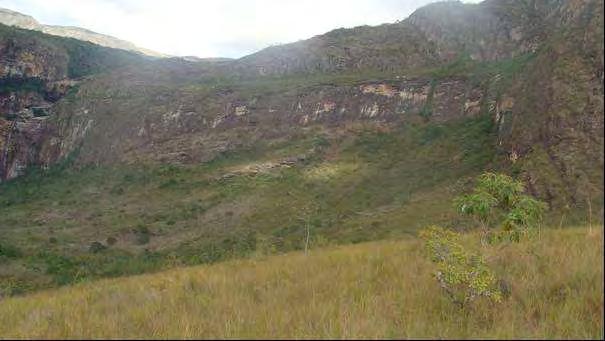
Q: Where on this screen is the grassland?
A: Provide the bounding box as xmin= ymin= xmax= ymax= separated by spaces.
xmin=0 ymin=227 xmax=601 ymax=339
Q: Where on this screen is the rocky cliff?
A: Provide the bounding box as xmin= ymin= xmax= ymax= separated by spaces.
xmin=0 ymin=22 xmax=144 ymax=179
xmin=0 ymin=0 xmax=603 ymax=212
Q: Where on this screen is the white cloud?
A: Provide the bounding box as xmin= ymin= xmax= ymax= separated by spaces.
xmin=0 ymin=0 xmax=483 ymax=58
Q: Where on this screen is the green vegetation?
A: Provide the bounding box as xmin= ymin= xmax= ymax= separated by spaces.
xmin=420 ymin=226 xmax=502 ymax=307
xmin=427 ymin=52 xmax=536 ymax=86
xmin=0 ymin=77 xmax=46 ymax=94
xmin=455 ymin=172 xmax=547 ymax=243
xmin=420 ymin=172 xmax=549 ymax=309
xmin=419 ymin=79 xmax=436 ymax=120
xmin=0 ymin=227 xmax=601 ymax=339
xmin=186 ymin=52 xmax=536 ymax=100
xmin=0 ymin=115 xmax=497 ymax=297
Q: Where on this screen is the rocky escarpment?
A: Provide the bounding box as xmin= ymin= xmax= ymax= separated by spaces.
xmin=41 ymin=73 xmax=491 ymax=167
xmin=0 ymin=22 xmax=145 ymax=180
xmin=0 ymin=0 xmax=602 ymax=212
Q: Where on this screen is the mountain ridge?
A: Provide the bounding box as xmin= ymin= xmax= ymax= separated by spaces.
xmin=0 ymin=7 xmax=167 ymax=58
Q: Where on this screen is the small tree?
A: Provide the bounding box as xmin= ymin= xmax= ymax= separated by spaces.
xmin=454 ymin=172 xmax=547 ymax=243
xmin=420 ymin=226 xmax=502 ymax=308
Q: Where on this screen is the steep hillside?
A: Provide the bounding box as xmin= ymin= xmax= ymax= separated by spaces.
xmin=0 ymin=0 xmax=600 ymax=205
xmin=0 ymin=228 xmax=602 ymax=339
xmin=0 ymin=7 xmax=166 ymax=57
xmin=500 ymin=0 xmax=604 ymax=209
xmin=0 ymin=0 xmax=603 ymax=298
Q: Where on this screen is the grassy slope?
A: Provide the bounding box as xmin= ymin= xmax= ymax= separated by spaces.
xmin=0 ymin=227 xmax=602 ymax=339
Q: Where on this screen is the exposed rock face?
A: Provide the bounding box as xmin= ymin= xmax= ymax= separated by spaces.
xmin=36 ymin=72 xmax=490 ymax=168
xmin=0 ymin=0 xmax=602 ymax=210
xmin=0 ymin=8 xmax=37 ymax=29
xmin=0 ymin=7 xmax=166 ymax=58
xmin=0 ymin=115 xmax=49 ymax=179
xmin=0 ymin=21 xmax=145 ymax=181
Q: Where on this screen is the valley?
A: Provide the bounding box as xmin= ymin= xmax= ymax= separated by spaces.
xmin=0 ymin=0 xmax=603 ymax=338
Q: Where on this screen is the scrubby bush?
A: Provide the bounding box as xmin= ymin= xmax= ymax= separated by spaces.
xmin=0 ymin=243 xmax=22 ymax=261
xmin=420 ymin=225 xmax=502 ymax=307
xmin=134 ymin=225 xmax=151 ymax=245
xmin=89 ymin=241 xmax=107 ymax=253
xmin=106 ymin=236 xmax=117 ymax=246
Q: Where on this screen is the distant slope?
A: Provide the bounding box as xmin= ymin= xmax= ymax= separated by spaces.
xmin=0 ymin=7 xmax=167 ymax=57
xmin=0 ymin=228 xmax=601 ymax=339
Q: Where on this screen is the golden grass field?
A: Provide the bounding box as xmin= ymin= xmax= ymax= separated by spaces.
xmin=0 ymin=227 xmax=602 ymax=339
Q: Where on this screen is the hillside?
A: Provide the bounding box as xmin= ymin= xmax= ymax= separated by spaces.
xmin=0 ymin=0 xmax=603 ymax=301
xmin=1 ymin=0 xmax=601 ymax=205
xmin=0 ymin=7 xmax=166 ymax=57
xmin=0 ymin=115 xmax=497 ymax=296
xmin=0 ymin=228 xmax=602 ymax=339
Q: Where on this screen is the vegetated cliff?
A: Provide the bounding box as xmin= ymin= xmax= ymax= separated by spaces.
xmin=0 ymin=0 xmax=603 ymax=213
xmin=501 ymin=0 xmax=604 ymax=210
xmin=0 ymin=7 xmax=166 ymax=57
xmin=0 ymin=22 xmax=146 ymax=180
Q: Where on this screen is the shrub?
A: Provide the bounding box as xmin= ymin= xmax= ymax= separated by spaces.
xmin=132 ymin=225 xmax=152 ymax=245
xmin=0 ymin=243 xmax=22 ymax=261
xmin=89 ymin=241 xmax=107 ymax=253
xmin=106 ymin=236 xmax=117 ymax=246
xmin=420 ymin=226 xmax=502 ymax=307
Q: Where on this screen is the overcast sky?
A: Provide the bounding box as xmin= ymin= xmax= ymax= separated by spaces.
xmin=0 ymin=0 xmax=481 ymax=58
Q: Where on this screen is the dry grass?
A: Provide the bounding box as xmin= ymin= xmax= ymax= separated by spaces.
xmin=0 ymin=227 xmax=602 ymax=339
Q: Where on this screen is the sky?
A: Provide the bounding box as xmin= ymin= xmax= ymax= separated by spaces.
xmin=0 ymin=0 xmax=481 ymax=58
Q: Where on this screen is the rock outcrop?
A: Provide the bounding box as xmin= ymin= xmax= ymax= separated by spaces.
xmin=0 ymin=0 xmax=602 ymax=210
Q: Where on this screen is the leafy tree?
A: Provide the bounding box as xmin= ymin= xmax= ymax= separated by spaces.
xmin=420 ymin=226 xmax=502 ymax=307
xmin=454 ymin=172 xmax=547 ymax=243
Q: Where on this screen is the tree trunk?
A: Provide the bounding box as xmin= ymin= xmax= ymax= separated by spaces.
xmin=305 ymin=222 xmax=310 ymax=255
xmin=588 ymin=197 xmax=592 ymax=234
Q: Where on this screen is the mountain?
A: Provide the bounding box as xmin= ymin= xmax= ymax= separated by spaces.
xmin=0 ymin=0 xmax=603 ymax=300
xmin=5 ymin=0 xmax=599 ymax=205
xmin=0 ymin=7 xmax=167 ymax=57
